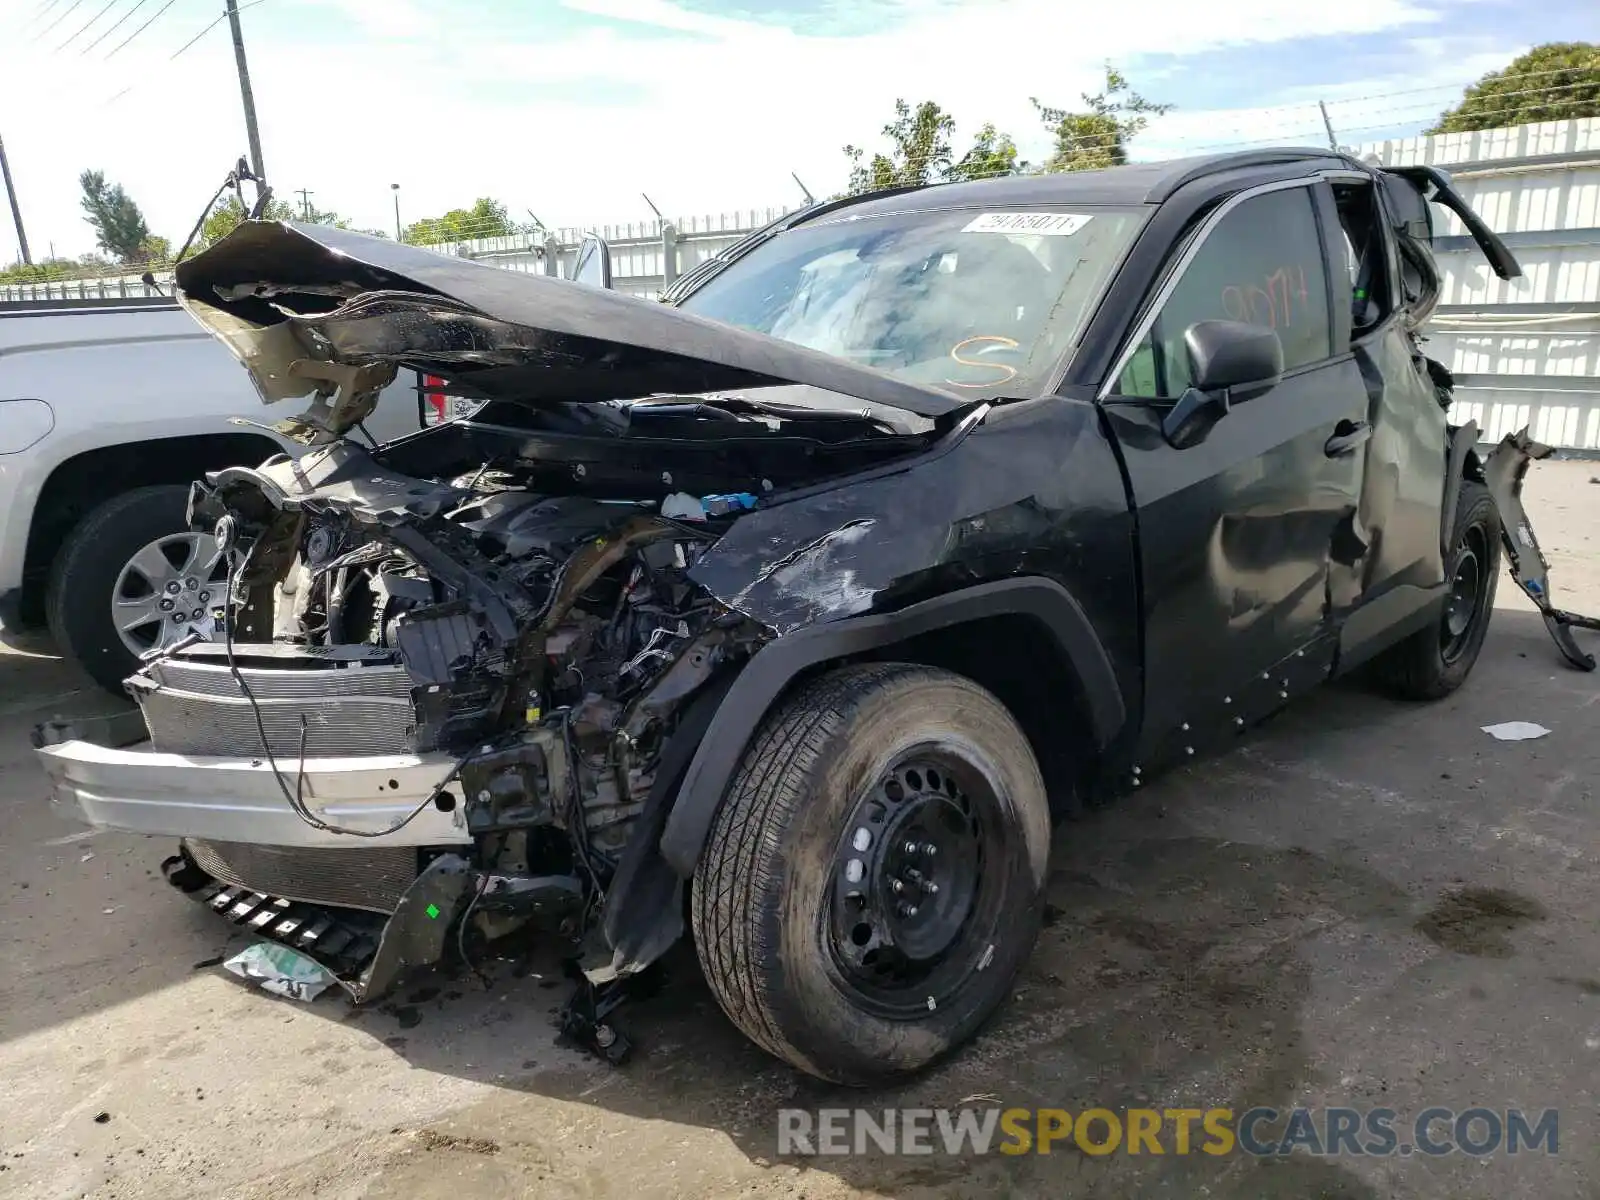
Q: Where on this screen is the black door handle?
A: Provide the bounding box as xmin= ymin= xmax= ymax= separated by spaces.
xmin=1325 ymin=419 xmax=1372 ymax=457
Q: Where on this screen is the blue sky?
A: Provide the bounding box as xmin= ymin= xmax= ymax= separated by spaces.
xmin=0 ymin=0 xmax=1596 ymax=260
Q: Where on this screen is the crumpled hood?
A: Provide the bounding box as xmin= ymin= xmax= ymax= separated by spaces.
xmin=172 ymin=220 xmax=965 ymax=419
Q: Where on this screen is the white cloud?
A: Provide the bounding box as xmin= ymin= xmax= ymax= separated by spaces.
xmin=0 ymin=0 xmax=1478 ymax=263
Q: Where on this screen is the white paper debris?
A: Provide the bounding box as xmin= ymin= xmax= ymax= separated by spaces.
xmin=659 ymin=492 xmax=706 ymax=522
xmin=223 ymin=942 xmax=337 ymax=1002
xmin=1482 ymin=721 xmax=1551 ymax=741
xmin=80 ymin=853 xmax=94 ymax=863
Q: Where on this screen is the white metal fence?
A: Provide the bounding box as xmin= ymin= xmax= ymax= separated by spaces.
xmin=1366 ymin=117 xmax=1600 ymax=451
xmin=6 ymin=118 xmax=1597 ymax=448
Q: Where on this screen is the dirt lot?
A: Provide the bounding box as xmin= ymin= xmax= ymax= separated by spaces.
xmin=2 ymin=461 xmax=1598 ymax=1200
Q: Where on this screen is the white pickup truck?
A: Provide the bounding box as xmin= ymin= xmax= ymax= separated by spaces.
xmin=0 ymin=296 xmax=438 ymax=691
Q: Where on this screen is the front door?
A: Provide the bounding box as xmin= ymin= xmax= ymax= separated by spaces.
xmin=1100 ymin=180 xmax=1372 ymax=762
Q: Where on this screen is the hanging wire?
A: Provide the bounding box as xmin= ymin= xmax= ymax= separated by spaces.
xmin=82 ymin=0 xmax=154 ymax=54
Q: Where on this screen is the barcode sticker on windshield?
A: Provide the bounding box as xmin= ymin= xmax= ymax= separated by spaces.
xmin=961 ymin=212 xmax=1093 ymax=236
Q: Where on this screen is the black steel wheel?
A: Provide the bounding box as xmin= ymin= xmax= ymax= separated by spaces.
xmin=1440 ymin=521 xmax=1491 ymax=665
xmin=692 ymin=663 xmax=1051 ymax=1085
xmin=1370 ymin=479 xmax=1500 ymax=700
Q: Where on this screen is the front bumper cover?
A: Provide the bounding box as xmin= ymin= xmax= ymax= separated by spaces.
xmin=35 ymin=738 xmax=471 ymax=848
xmin=1482 ymin=429 xmax=1600 ymax=672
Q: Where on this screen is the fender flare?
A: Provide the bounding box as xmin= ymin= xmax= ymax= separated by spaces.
xmin=657 ymin=576 xmax=1127 ymax=877
xmin=1440 ymin=418 xmax=1480 ymax=558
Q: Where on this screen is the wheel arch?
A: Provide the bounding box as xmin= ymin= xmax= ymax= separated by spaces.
xmin=658 ymin=576 xmax=1127 ymax=878
xmin=1441 ymin=418 xmax=1482 ymax=560
xmin=17 ymin=431 xmax=282 ymax=623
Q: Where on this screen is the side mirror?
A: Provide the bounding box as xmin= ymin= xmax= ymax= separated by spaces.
xmin=1161 ymin=320 xmax=1284 ymax=449
xmin=573 ymin=234 xmax=613 ymax=289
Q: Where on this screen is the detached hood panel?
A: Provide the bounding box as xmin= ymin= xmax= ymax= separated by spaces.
xmin=172 ymin=221 xmax=965 ymax=419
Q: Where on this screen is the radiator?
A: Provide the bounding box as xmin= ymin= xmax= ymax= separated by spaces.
xmin=133 ymin=652 xmax=416 ymax=759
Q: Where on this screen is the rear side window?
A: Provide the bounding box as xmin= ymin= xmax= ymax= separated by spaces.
xmin=1117 ymin=186 xmax=1333 ymax=397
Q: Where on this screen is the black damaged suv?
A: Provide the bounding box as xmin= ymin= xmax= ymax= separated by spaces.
xmin=36 ymin=149 xmax=1596 ymax=1084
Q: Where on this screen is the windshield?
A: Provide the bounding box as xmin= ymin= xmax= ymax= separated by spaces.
xmin=675 ymin=205 xmax=1148 ymax=399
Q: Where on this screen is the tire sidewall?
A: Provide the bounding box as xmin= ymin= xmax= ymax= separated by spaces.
xmin=1434 ymin=485 xmax=1501 ymax=687
xmin=759 ymin=673 xmax=1050 ymax=1081
xmin=46 ymin=485 xmax=194 ymax=694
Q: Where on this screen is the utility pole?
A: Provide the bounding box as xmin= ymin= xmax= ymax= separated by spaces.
xmin=294 ymin=188 xmax=314 ymax=219
xmin=0 ymin=133 xmax=32 ymax=266
xmin=391 ymin=183 xmax=401 ymax=240
xmin=225 ymin=0 xmax=266 ymax=184
xmin=1319 ymin=101 xmax=1340 ymax=152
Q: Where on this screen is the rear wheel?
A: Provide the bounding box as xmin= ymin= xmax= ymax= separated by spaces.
xmin=45 ymin=486 xmax=225 ymax=695
xmin=691 ymin=663 xmax=1051 ymax=1084
xmin=1369 ymin=479 xmax=1500 ymax=700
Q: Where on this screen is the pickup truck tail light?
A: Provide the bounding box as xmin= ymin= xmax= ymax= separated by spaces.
xmin=422 ymin=375 xmax=449 ymax=426
xmin=419 ymin=374 xmax=481 ymax=427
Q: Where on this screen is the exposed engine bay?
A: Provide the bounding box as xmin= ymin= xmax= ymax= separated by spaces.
xmin=129 ymin=434 xmax=795 ymax=1038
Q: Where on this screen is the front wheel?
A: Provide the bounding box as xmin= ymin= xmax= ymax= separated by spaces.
xmin=1369 ymin=479 xmax=1501 ymax=700
xmin=691 ymin=663 xmax=1051 ymax=1085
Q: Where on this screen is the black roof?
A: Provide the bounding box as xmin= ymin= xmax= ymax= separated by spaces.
xmin=798 ymin=148 xmax=1361 ymax=223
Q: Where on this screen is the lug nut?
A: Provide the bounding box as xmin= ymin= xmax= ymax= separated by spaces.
xmin=185 ymin=577 xmax=198 ymax=589
xmin=171 ymin=613 xmax=184 ymax=623
xmin=904 ymin=905 xmax=919 ymax=917
xmin=198 ymin=591 xmax=210 ymax=603
xmin=891 ymin=879 xmax=905 ymax=894
xmin=192 ymin=609 xmax=204 ymax=620
xmin=159 ymin=598 xmax=174 ymax=611
xmin=165 ymin=581 xmax=181 ymax=595
xmin=903 ymin=840 xmax=918 ymax=854
xmin=922 ymin=843 xmax=937 ymax=857
xmin=924 ymin=881 xmax=939 ymax=895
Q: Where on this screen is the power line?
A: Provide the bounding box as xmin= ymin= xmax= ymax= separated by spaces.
xmin=169 ymin=6 xmax=226 ymax=57
xmin=169 ymin=0 xmax=265 ymax=58
xmin=83 ymin=0 xmax=151 ymax=54
xmin=104 ymin=0 xmax=179 ymax=59
xmin=56 ymin=0 xmax=121 ymax=51
xmin=23 ymin=0 xmax=67 ymax=30
xmin=33 ymin=0 xmax=89 ymax=41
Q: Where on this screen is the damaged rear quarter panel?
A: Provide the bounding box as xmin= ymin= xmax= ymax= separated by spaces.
xmin=686 ymin=396 xmax=1142 ymax=707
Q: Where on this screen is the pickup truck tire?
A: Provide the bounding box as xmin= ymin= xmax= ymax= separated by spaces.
xmin=690 ymin=663 xmax=1050 ymax=1085
xmin=46 ymin=485 xmax=220 ymax=695
xmin=1370 ymin=480 xmax=1501 ymax=700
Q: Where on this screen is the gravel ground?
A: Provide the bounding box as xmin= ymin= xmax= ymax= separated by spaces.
xmin=1 ymin=460 xmax=1597 ymax=1200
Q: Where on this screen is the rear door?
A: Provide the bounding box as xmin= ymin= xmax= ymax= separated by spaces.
xmin=1100 ymin=179 xmax=1372 ymax=764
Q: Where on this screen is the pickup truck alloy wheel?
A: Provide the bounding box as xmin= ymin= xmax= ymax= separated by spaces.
xmin=111 ymin=531 xmax=227 ymax=658
xmin=692 ymin=662 xmax=1051 ymax=1085
xmin=46 ymin=485 xmax=223 ymax=694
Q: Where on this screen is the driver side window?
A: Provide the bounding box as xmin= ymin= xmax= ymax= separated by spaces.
xmin=1116 ymin=186 xmax=1333 ymax=398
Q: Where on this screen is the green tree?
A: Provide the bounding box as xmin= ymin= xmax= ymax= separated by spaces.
xmin=197 ymin=194 xmax=297 ymax=249
xmin=1033 ymin=65 xmax=1173 ymax=172
xmin=844 ymin=100 xmax=955 ymax=193
xmin=949 ymin=123 xmax=1023 ymax=183
xmin=0 ymin=257 xmax=78 ymax=284
xmin=1427 ymin=42 xmax=1600 ymax=134
xmin=403 ymin=198 xmax=519 ymax=244
xmin=841 ymin=101 xmax=1024 ymax=196
xmin=79 ymin=169 xmax=155 ymax=262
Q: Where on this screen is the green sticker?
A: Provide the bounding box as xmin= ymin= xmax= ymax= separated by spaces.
xmin=425 ymin=903 xmax=440 ymax=920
